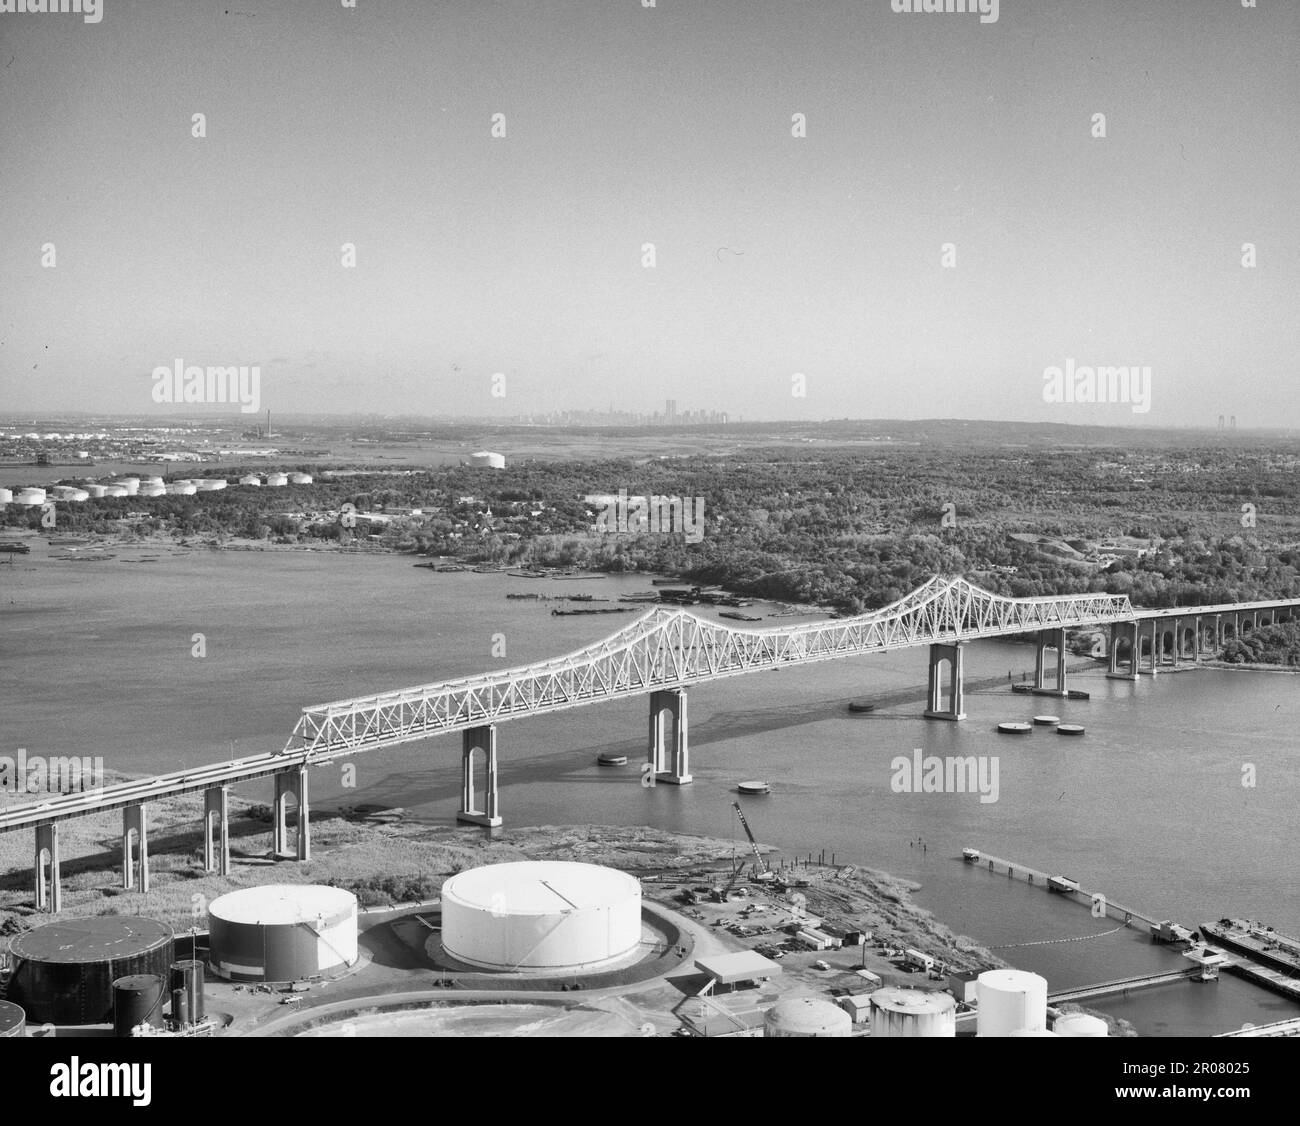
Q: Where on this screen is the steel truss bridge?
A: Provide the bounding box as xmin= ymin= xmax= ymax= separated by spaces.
xmin=285 ymin=576 xmax=1134 ymax=759
xmin=7 ymin=573 xmax=1300 ymax=910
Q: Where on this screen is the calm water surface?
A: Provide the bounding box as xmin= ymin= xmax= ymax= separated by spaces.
xmin=4 ymin=546 xmax=1297 ymax=1035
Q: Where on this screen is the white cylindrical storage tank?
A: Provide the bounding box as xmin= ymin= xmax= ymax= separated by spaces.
xmin=1009 ymin=1028 xmax=1059 ymax=1037
xmin=138 ymin=484 xmax=166 ymax=497
xmin=164 ymin=483 xmax=197 ymax=495
xmin=66 ymin=489 xmax=89 ymax=502
xmin=265 ymin=472 xmax=288 ymax=487
xmin=469 ymin=451 xmax=506 ymax=469
xmin=238 ymin=474 xmax=261 ymax=487
xmin=289 ymin=472 xmax=312 ymax=485
xmin=977 ymin=969 xmax=1049 ymax=1037
xmin=103 ymin=485 xmax=128 ymax=498
xmin=440 ymin=861 xmax=641 ymax=972
xmin=84 ymin=484 xmax=107 ymax=498
xmin=115 ymin=477 xmax=140 ymax=495
xmin=764 ymin=997 xmax=852 ymax=1038
xmin=0 ymin=488 xmax=12 ymax=504
xmin=1054 ymin=1013 xmax=1108 ymax=1037
xmin=868 ymin=987 xmax=957 ymax=1038
xmin=14 ymin=487 xmax=46 ymax=506
xmin=195 ymin=479 xmax=227 ymax=491
xmin=142 ymin=476 xmax=165 ymax=488
xmin=207 ymin=885 xmax=357 ymax=983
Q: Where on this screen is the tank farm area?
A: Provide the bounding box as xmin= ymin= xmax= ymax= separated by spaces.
xmin=0 ymin=819 xmax=1148 ymax=1039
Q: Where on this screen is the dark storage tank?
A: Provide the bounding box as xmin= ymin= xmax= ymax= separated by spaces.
xmin=7 ymin=917 xmax=175 ymax=1026
xmin=0 ymin=1000 xmax=26 ymax=1038
xmin=112 ymin=975 xmax=165 ymax=1037
xmin=169 ymin=960 xmax=204 ymax=1024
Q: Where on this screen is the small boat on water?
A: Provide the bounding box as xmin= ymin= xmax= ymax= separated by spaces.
xmin=597 ymin=753 xmax=628 ymax=766
xmin=847 ymin=702 xmax=875 ymax=713
xmin=551 ymin=607 xmax=632 ymax=616
xmin=737 ymin=780 xmax=771 ymax=795
xmin=507 ymin=570 xmax=547 ymax=578
xmin=719 ymin=611 xmax=762 ymax=622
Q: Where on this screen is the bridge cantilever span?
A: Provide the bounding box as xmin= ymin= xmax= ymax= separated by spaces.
xmin=283 ymin=575 xmax=1136 ymax=757
xmin=13 ymin=574 xmax=1297 ymax=912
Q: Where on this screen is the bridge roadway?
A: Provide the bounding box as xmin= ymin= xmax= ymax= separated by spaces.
xmin=2 ymin=575 xmax=1298 ymax=912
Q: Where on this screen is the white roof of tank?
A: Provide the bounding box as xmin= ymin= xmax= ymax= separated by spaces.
xmin=441 ymin=861 xmax=639 ymax=915
xmin=978 ymin=969 xmax=1048 ymax=991
xmin=209 ymin=884 xmax=355 ymax=925
xmin=870 ymin=987 xmax=956 ymax=1014
xmin=765 ymin=997 xmax=851 ymax=1029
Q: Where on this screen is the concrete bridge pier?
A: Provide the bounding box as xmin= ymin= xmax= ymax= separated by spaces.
xmin=273 ymin=765 xmax=311 ymax=859
xmin=1107 ymin=621 xmax=1139 ymax=680
xmin=924 ymin=642 xmax=966 ymax=720
xmin=1147 ymin=619 xmax=1160 ymax=674
xmin=458 ymin=725 xmax=503 ymax=826
xmin=1033 ymin=628 xmax=1069 ymax=695
xmin=203 ymin=785 xmax=230 ymax=875
xmin=122 ymin=803 xmax=149 ymax=892
xmin=34 ymin=823 xmax=61 ymax=913
xmin=648 ymin=688 xmax=692 ymax=783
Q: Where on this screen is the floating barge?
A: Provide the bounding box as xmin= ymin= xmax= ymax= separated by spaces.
xmin=1200 ymin=919 xmax=1300 ymax=976
xmin=1012 ymin=684 xmax=1091 ymax=700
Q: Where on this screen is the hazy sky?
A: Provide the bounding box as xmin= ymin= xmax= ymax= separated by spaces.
xmin=1 ymin=0 xmax=1296 ymax=425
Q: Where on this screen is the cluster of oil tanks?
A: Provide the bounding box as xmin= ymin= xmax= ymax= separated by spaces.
xmin=763 ymin=968 xmax=1109 ymax=1038
xmin=1 ymin=471 xmax=314 ymax=507
xmin=3 ymin=916 xmax=194 ymax=1035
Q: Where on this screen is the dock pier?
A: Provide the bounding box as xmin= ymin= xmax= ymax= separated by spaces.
xmin=965 ymin=847 xmax=1300 ymax=1006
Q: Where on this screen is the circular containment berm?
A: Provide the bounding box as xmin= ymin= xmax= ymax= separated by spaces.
xmin=868 ymin=987 xmax=957 ymax=1038
xmin=440 ymin=861 xmax=642 ymax=973
xmin=6 ymin=916 xmax=175 ymax=1026
xmin=207 ymin=885 xmax=358 ymax=983
xmin=764 ymin=997 xmax=852 ymax=1038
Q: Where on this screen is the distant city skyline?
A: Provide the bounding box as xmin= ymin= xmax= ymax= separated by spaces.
xmin=2 ymin=1 xmax=1297 ymax=426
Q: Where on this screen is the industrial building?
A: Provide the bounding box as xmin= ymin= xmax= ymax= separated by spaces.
xmin=440 ymin=861 xmax=641 ymax=972
xmin=5 ymin=916 xmax=174 ymax=1025
xmin=207 ymin=884 xmax=358 ymax=983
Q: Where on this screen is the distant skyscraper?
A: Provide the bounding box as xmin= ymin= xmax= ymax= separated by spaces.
xmin=665 ymin=399 xmax=677 ymax=422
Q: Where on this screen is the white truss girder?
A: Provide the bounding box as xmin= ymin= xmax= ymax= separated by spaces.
xmin=285 ymin=575 xmax=1135 ymax=759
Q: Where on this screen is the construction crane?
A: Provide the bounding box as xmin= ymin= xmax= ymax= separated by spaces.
xmin=732 ymin=801 xmax=775 ymax=882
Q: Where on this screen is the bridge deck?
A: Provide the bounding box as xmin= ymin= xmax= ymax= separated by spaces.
xmin=2 ymin=576 xmax=1297 ymax=835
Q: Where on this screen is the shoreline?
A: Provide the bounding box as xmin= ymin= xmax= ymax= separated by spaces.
xmin=0 ymin=774 xmax=991 ymax=980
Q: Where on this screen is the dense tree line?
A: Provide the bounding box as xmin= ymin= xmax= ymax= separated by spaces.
xmin=8 ymin=445 xmax=1300 ymax=618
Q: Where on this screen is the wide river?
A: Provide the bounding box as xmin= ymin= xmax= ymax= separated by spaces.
xmin=4 ymin=545 xmax=1297 ymax=1036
